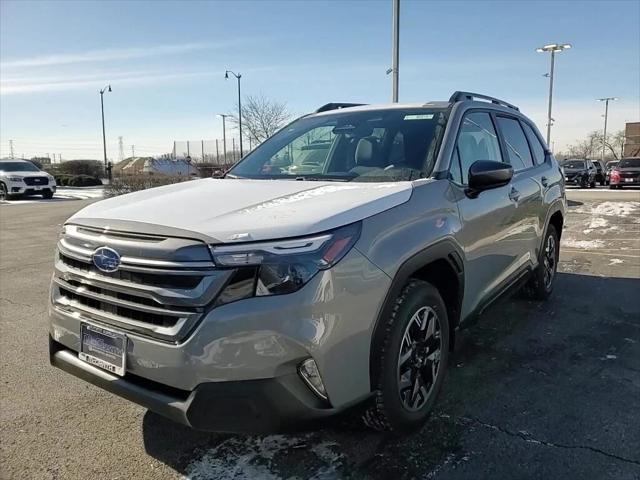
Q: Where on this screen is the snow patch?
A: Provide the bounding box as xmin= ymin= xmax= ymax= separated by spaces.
xmin=561 ymin=239 xmax=605 ymax=249
xmin=184 ymin=435 xmax=344 ymax=480
xmin=577 ymin=201 xmax=640 ymax=217
xmin=608 ymin=258 xmax=624 ymax=266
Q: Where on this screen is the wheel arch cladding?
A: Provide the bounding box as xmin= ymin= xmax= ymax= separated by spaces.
xmin=369 ymin=240 xmax=464 ymax=390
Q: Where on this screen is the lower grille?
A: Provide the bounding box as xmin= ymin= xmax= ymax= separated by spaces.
xmin=23 ymin=176 xmax=49 ymax=186
xmin=58 ymin=286 xmax=180 ymax=328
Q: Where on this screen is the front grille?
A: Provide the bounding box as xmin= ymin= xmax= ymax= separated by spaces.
xmin=58 ymin=287 xmax=180 ymax=328
xmin=52 ymin=224 xmax=229 ymax=341
xmin=59 ymin=253 xmax=203 ymax=289
xmin=23 ymin=176 xmax=48 ymax=186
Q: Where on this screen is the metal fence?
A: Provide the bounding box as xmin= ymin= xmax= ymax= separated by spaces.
xmin=172 ymin=138 xmax=257 ymax=164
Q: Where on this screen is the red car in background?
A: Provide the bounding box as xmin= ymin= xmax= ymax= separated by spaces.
xmin=609 ymin=157 xmax=640 ymax=189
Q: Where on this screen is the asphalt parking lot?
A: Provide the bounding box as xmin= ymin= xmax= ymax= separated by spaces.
xmin=1 ymin=188 xmax=639 ymax=480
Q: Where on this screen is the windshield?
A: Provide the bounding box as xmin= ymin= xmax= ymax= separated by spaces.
xmin=562 ymin=160 xmax=586 ymax=169
xmin=228 ymin=108 xmax=448 ymax=182
xmin=0 ymin=161 xmax=40 ymax=172
xmin=618 ymin=158 xmax=640 ymax=168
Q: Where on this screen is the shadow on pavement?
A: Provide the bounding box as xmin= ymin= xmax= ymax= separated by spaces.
xmin=142 ymin=272 xmax=640 ymax=479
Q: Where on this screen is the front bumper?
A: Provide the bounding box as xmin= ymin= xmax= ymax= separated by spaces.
xmin=50 ymin=336 xmax=338 ymax=433
xmin=6 ymin=181 xmax=56 ymax=195
xmin=49 ymin=247 xmax=391 ymax=425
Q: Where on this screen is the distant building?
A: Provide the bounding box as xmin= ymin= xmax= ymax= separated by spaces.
xmin=624 ymin=122 xmax=640 ymax=157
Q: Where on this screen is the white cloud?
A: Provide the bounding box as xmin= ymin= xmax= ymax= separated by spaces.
xmin=0 ymin=42 xmax=225 ymax=68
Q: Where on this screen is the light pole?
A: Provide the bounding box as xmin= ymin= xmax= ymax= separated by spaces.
xmin=217 ymin=114 xmax=229 ymax=163
xmin=536 ymin=43 xmax=571 ymax=146
xmin=597 ymin=97 xmax=618 ymax=162
xmin=390 ymin=0 xmax=400 ymax=102
xmin=225 ymin=70 xmax=243 ymax=158
xmin=99 ymin=85 xmax=112 ymax=177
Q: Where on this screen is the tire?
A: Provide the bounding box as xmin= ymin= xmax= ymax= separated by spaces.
xmin=364 ymin=280 xmax=450 ymax=433
xmin=580 ymin=177 xmax=588 ymax=189
xmin=0 ymin=182 xmax=7 ymax=201
xmin=526 ymin=224 xmax=559 ymax=300
xmin=42 ymin=190 xmax=54 ymax=199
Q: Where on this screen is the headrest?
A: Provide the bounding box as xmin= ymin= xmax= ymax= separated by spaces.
xmin=355 ymin=137 xmax=379 ymax=167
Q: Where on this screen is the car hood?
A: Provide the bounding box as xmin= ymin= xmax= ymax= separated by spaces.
xmin=617 ymin=167 xmax=640 ymax=172
xmin=0 ymin=170 xmax=49 ymax=177
xmin=69 ymin=178 xmax=414 ymax=243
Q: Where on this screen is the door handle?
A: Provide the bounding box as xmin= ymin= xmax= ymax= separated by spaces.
xmin=541 ymin=176 xmax=548 ymax=187
xmin=509 ymin=187 xmax=520 ymax=202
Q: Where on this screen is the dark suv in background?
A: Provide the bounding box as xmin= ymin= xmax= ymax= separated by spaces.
xmin=561 ymin=159 xmax=597 ymax=188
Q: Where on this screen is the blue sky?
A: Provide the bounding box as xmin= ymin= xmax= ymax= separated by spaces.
xmin=1 ymin=0 xmax=638 ymax=160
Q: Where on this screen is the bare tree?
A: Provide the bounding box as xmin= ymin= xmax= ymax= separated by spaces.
xmin=229 ymin=94 xmax=291 ymax=146
xmin=567 ymin=131 xmax=600 ymax=159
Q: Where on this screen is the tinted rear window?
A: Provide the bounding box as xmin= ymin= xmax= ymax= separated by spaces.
xmin=563 ymin=160 xmax=586 ymax=169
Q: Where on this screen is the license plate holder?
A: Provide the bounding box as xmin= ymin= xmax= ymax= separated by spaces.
xmin=79 ymin=323 xmax=127 ymax=376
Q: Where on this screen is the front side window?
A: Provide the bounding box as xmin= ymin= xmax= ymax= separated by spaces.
xmin=453 ymin=112 xmax=503 ymax=184
xmin=496 ymin=117 xmax=534 ymax=171
xmin=522 ymin=122 xmax=546 ymax=165
xmin=228 ymin=109 xmax=448 ymax=182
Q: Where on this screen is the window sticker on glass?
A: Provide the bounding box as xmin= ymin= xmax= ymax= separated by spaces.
xmin=404 ymin=114 xmax=434 ymax=120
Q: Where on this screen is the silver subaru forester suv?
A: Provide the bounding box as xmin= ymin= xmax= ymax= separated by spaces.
xmin=49 ymin=92 xmax=565 ymax=434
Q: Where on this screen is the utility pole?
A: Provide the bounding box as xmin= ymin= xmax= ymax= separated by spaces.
xmin=390 ymin=0 xmax=400 ymax=102
xmin=118 ymin=136 xmax=124 ymax=162
xmin=201 ymin=140 xmax=205 ymax=162
xmin=536 ymin=43 xmax=571 ymax=146
xmin=598 ymin=97 xmax=618 ymax=162
xmin=99 ymin=85 xmax=112 ymax=178
xmin=131 ymin=145 xmax=135 ymax=157
xmin=9 ymin=139 xmax=14 ymax=159
xmin=218 ymin=114 xmax=228 ymax=163
xmin=225 ymin=70 xmax=243 ymax=157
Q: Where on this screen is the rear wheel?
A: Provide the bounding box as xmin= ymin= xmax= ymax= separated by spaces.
xmin=364 ymin=280 xmax=449 ymax=433
xmin=526 ymin=224 xmax=559 ymax=300
xmin=580 ymin=177 xmax=589 ymax=188
xmin=590 ymin=181 xmax=596 ymax=188
xmin=0 ymin=182 xmax=6 ymax=201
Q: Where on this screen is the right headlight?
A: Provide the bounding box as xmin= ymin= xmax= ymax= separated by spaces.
xmin=7 ymin=176 xmax=23 ymax=182
xmin=210 ymin=222 xmax=361 ymax=305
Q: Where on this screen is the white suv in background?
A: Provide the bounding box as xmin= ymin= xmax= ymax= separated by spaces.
xmin=0 ymin=159 xmax=57 ymax=200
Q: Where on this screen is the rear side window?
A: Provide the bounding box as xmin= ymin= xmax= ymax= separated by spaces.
xmin=454 ymin=112 xmax=503 ymax=184
xmin=522 ymin=122 xmax=546 ymax=165
xmin=497 ymin=117 xmax=534 ymax=171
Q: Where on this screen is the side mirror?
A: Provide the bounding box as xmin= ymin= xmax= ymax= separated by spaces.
xmin=467 ymin=160 xmax=513 ymax=196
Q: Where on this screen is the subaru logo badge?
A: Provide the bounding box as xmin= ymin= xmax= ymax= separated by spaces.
xmin=92 ymin=246 xmax=121 ymax=273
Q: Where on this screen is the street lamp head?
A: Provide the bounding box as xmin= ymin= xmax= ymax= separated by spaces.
xmin=597 ymin=97 xmax=619 ymax=102
xmin=537 ymin=43 xmax=572 ymax=53
xmin=108 ymin=85 xmax=112 ymax=92
xmin=224 ymin=71 xmax=229 ymax=79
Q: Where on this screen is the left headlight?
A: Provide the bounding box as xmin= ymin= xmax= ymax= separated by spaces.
xmin=210 ymin=222 xmax=361 ymax=304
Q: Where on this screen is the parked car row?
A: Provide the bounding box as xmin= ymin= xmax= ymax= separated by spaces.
xmin=560 ymin=157 xmax=640 ymax=189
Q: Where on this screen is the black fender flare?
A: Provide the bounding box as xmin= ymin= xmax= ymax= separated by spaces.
xmin=369 ymin=238 xmax=465 ymax=386
xmin=539 ymin=200 xmax=565 ymax=259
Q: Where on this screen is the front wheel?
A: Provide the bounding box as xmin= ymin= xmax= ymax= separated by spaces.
xmin=590 ymin=181 xmax=596 ymax=188
xmin=0 ymin=182 xmax=7 ymax=201
xmin=42 ymin=190 xmax=54 ymax=199
xmin=526 ymin=224 xmax=559 ymax=300
xmin=364 ymin=280 xmax=449 ymax=433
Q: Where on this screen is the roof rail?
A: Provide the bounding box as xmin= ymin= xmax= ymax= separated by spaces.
xmin=449 ymin=91 xmax=519 ymax=111
xmin=315 ymin=102 xmax=366 ymax=113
